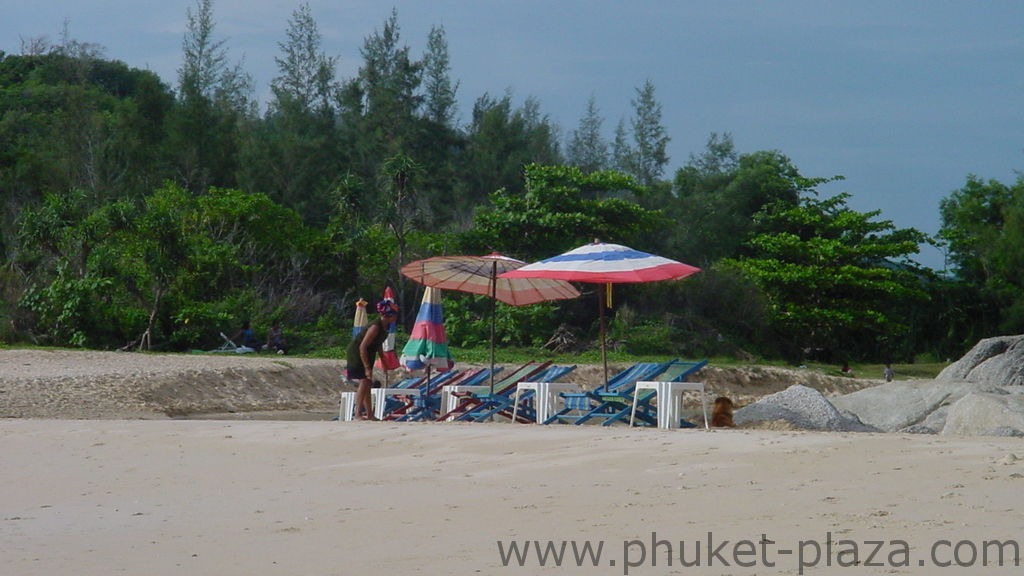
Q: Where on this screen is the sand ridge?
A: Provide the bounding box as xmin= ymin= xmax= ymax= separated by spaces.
xmin=0 ymin=349 xmax=874 ymax=419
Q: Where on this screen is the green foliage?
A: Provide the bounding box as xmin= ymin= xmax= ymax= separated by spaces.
xmin=351 ymin=224 xmax=399 ymax=295
xmin=455 ymin=93 xmax=562 ymax=207
xmin=723 ymin=192 xmax=929 ymax=361
xmin=15 ymin=188 xmax=124 ymax=347
xmin=566 ymin=95 xmax=608 ymax=173
xmin=422 ymin=25 xmax=457 ymax=126
xmin=618 ymin=79 xmax=670 ymax=186
xmin=170 ymin=0 xmax=254 ymax=192
xmin=438 ymin=294 xmax=560 ymax=349
xmin=607 ymin=305 xmax=675 ymax=356
xmin=242 ymin=2 xmax=343 ymax=226
xmin=3 ymin=8 xmax=1018 ymax=364
xmin=938 ymin=175 xmax=1013 ymax=282
xmin=666 ymin=146 xmax=825 ymax=266
xmin=19 ymin=263 xmax=113 ymax=347
xmin=0 ymin=52 xmax=175 ymax=213
xmin=933 ymin=174 xmax=1024 ymax=351
xmin=465 ymin=164 xmax=661 ymax=260
xmin=14 ymin=182 xmax=337 ymax=350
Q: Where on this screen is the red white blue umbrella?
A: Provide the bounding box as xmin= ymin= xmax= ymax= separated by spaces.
xmin=501 ymin=242 xmax=700 ymax=284
xmin=400 ymin=286 xmax=454 ymax=374
xmin=501 ymin=241 xmax=701 ymax=389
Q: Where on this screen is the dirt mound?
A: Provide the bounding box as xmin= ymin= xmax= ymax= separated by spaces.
xmin=0 ymin=350 xmax=878 ymax=419
xmin=0 ymin=349 xmax=346 ymax=419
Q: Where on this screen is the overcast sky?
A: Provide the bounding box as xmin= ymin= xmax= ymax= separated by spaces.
xmin=4 ymin=1 xmax=1024 ymax=270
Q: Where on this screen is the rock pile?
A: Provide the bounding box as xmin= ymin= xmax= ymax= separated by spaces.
xmin=734 ymin=384 xmax=877 ymax=432
xmin=736 ymin=335 xmax=1024 ymax=436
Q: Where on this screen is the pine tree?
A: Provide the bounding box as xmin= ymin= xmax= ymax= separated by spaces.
xmin=270 ymin=2 xmax=339 ymax=117
xmin=566 ymin=94 xmax=608 ymax=173
xmin=171 ymin=0 xmax=254 ymax=192
xmin=422 ymin=25 xmax=458 ymax=126
xmin=626 ymin=79 xmax=669 ymax=186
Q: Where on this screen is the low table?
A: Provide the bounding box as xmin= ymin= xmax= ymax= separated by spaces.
xmin=629 ymin=381 xmax=709 ymax=429
xmin=511 ymin=382 xmax=581 ymax=424
xmin=439 ymin=385 xmax=490 ymax=419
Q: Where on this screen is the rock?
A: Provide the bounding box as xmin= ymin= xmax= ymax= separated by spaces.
xmin=937 ymin=335 xmax=1024 ymax=384
xmin=832 ymin=379 xmax=1003 ymax=432
xmin=734 ymin=384 xmax=878 ymax=432
xmin=996 ymin=453 xmax=1021 ymax=465
xmin=900 ymin=405 xmax=951 ymax=434
xmin=941 ymin=392 xmax=1024 ymax=436
xmin=833 ymin=334 xmax=1024 ymax=436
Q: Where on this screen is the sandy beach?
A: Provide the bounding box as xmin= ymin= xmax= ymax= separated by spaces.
xmin=2 ymin=350 xmax=1022 ymax=574
xmin=4 ymin=421 xmax=1023 ymax=575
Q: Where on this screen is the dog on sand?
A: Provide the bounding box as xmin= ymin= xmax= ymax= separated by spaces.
xmin=711 ymin=396 xmax=736 ymax=427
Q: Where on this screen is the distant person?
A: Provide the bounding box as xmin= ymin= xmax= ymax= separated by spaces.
xmin=884 ymin=364 xmax=895 ymax=382
xmin=346 ymin=299 xmax=399 ymax=420
xmin=841 ymin=361 xmax=854 ymax=377
xmin=263 ymin=321 xmax=288 ymax=354
xmin=232 ymin=321 xmax=260 ymax=350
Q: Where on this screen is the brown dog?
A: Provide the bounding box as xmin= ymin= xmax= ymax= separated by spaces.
xmin=711 ymin=396 xmax=736 ymax=427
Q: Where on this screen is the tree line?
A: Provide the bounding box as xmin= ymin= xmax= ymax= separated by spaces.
xmin=2 ymin=0 xmax=1021 ymax=363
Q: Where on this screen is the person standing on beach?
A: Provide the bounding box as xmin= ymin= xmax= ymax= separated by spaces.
xmin=347 ymin=299 xmax=399 ymax=420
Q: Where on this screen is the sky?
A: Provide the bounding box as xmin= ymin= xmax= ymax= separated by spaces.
xmin=4 ymin=1 xmax=1024 ymax=271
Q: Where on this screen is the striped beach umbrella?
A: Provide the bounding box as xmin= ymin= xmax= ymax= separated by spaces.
xmin=400 ymin=253 xmax=580 ymax=306
xmin=401 ymin=252 xmax=580 ymax=393
xmin=400 ymin=286 xmax=454 ymax=374
xmin=351 ymin=298 xmax=368 ymax=339
xmin=501 ymin=242 xmax=700 ymax=284
xmin=502 ymin=241 xmax=701 ymax=389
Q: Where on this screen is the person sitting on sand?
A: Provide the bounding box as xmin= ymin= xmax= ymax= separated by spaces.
xmin=346 ymin=299 xmax=398 ymax=420
xmin=841 ymin=361 xmax=855 ymax=377
xmin=263 ymin=321 xmax=288 ymax=354
xmin=232 ymin=321 xmax=260 ymax=351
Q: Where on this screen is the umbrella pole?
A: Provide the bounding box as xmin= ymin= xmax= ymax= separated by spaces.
xmin=599 ymin=283 xmax=609 ymax=392
xmin=424 ymin=364 xmax=431 ymax=418
xmin=489 ymin=262 xmax=497 ymax=396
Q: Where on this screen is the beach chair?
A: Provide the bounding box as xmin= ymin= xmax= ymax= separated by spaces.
xmin=541 ymin=361 xmax=670 ymax=425
xmin=211 ymin=332 xmax=254 ymax=354
xmin=389 ymin=368 xmax=498 ymax=422
xmin=456 ymin=363 xmax=578 ymax=423
xmin=542 ymin=360 xmax=705 ymax=426
xmin=379 ymin=369 xmax=462 ymax=421
xmin=389 ymin=364 xmax=505 ymax=420
xmin=339 ymin=373 xmax=426 ymax=421
xmin=605 ymin=359 xmax=708 ymax=427
xmin=473 ymin=364 xmax=579 ymax=423
xmin=436 ymin=361 xmax=552 ymax=422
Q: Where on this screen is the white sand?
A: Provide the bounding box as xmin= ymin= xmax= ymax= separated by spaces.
xmin=3 ymin=420 xmax=1022 ymax=575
